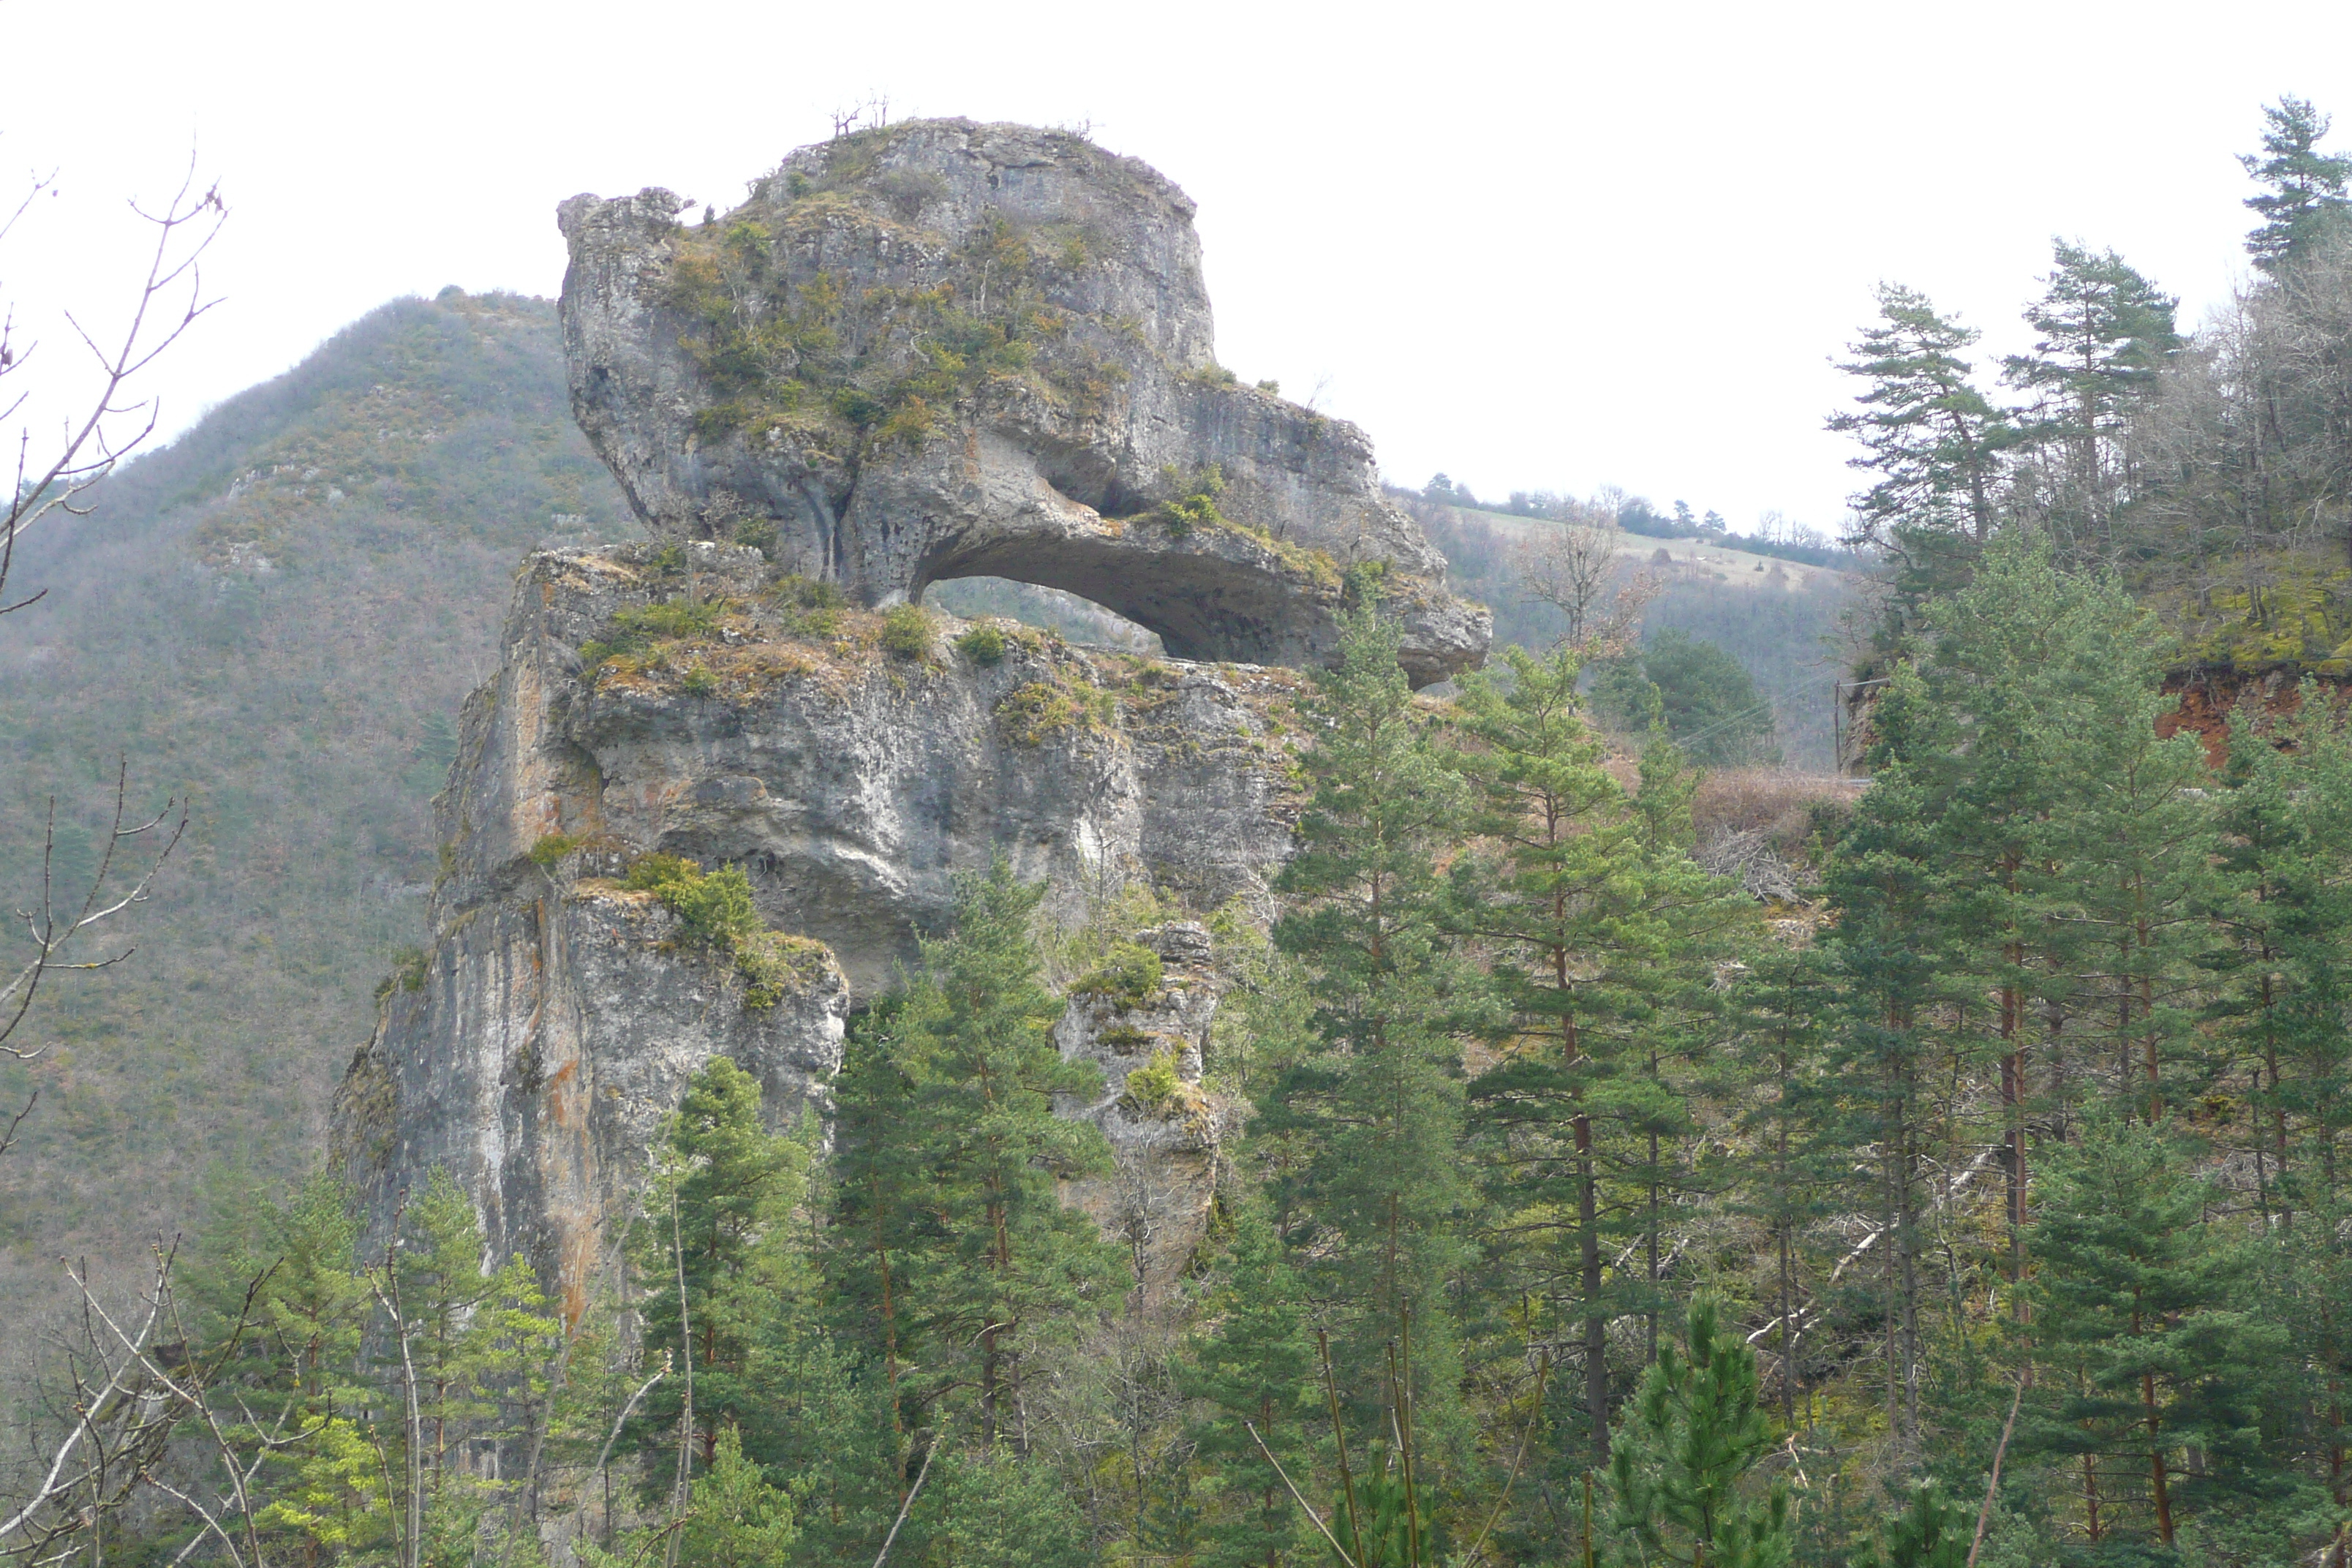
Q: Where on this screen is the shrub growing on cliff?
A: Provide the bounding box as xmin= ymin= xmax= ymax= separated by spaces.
xmin=625 ymin=855 xmax=758 ymax=947
xmin=1123 ymin=1047 xmax=1182 ymax=1112
xmin=1148 ymin=464 xmax=1226 ymax=538
xmin=580 ymin=597 xmax=729 ymax=672
xmin=374 ymin=946 xmax=430 ymax=1001
xmin=1075 ymin=940 xmax=1163 ymax=1006
xmin=995 ymin=676 xmax=1116 ymax=745
xmin=955 ymin=622 xmax=1008 ymax=665
xmin=527 ymin=832 xmax=583 ymax=867
xmin=880 ymin=603 xmax=933 ymax=659
xmin=621 ymin=853 xmax=827 ymax=1008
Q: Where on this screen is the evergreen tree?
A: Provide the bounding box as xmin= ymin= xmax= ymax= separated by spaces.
xmin=1814 ymin=663 xmax=1956 ymax=1458
xmin=1828 ymin=284 xmax=2018 ymax=551
xmin=632 ymin=1055 xmax=811 ymax=1465
xmin=2021 ymin=1113 xmax=2291 ymax=1556
xmin=1455 ymin=642 xmax=1734 ymax=1463
xmin=1182 ymin=1202 xmax=1318 ymax=1568
xmin=393 ymin=1169 xmax=564 ymax=1509
xmin=2242 ymin=96 xmax=2352 ymax=273
xmin=1589 ymin=631 xmax=1781 ymax=766
xmin=2001 ymin=241 xmax=2180 ymax=553
xmin=1874 ymin=1480 xmax=1971 ymax=1568
xmin=917 ymin=1441 xmax=1096 ymax=1568
xmin=1266 ymin=595 xmax=1484 ymax=1475
xmin=1604 ymin=1295 xmax=1793 ymax=1568
xmin=826 ymin=862 xmax=1121 ymax=1453
xmin=2210 ymin=698 xmax=2352 ymax=1548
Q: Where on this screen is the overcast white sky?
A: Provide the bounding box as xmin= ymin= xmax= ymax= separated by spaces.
xmin=6 ymin=0 xmax=2351 ymax=532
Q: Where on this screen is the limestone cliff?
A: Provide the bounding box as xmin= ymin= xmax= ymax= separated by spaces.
xmin=333 ymin=540 xmax=1294 ymax=1300
xmin=556 ymin=118 xmax=1488 ymax=685
xmin=335 ymin=119 xmax=1485 ymax=1308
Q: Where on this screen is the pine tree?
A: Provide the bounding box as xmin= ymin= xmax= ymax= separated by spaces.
xmin=1266 ymin=595 xmax=1484 ymax=1470
xmin=1828 ymin=284 xmax=2019 ymax=553
xmin=1455 ymin=642 xmax=1734 ymax=1462
xmin=1604 ymin=1295 xmax=1793 ymax=1568
xmin=1815 ymin=664 xmax=1956 ymax=1458
xmin=2211 ymin=696 xmax=2352 ymax=1543
xmin=834 ymin=861 xmax=1122 ymax=1449
xmin=2021 ymin=1113 xmax=2290 ymax=1554
xmin=2242 ymin=96 xmax=2352 ymax=274
xmin=2000 ymin=241 xmax=2180 ymax=552
xmin=1182 ymin=1202 xmax=1318 ymax=1568
xmin=1874 ymin=1480 xmax=1970 ymax=1568
xmin=632 ymin=1055 xmax=811 ymax=1465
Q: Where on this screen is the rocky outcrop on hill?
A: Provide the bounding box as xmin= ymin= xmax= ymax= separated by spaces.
xmin=557 ymin=118 xmax=1488 ymax=685
xmin=333 ymin=540 xmax=1299 ymax=1301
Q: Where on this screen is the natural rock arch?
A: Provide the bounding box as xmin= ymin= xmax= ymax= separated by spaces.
xmin=557 ymin=118 xmax=1488 ymax=685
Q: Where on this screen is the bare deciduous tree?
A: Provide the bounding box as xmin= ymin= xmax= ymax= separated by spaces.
xmin=1512 ymin=498 xmax=1663 ymax=655
xmin=0 ymin=151 xmax=225 ymax=1560
xmin=0 ymin=156 xmax=220 ymax=1066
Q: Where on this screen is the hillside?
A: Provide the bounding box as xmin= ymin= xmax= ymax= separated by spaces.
xmin=0 ymin=290 xmax=1839 ymax=1314
xmin=1416 ymin=501 xmax=1860 ymax=767
xmin=0 ymin=291 xmax=638 ymax=1313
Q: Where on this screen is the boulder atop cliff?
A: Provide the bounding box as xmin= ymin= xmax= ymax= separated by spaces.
xmin=557 ymin=118 xmax=1488 ymax=685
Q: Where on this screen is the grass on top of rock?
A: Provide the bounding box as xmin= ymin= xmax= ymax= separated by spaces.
xmin=659 ymin=177 xmax=1127 ymax=455
xmin=620 ymin=852 xmax=826 ymax=1010
xmin=995 ymin=676 xmax=1117 ymax=745
xmin=578 ymin=598 xmax=729 ymax=671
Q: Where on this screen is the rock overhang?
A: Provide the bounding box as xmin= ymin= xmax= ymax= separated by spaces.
xmin=556 ymin=116 xmax=1489 ymax=687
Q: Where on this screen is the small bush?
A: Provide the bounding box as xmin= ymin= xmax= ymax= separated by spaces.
xmin=1124 ymin=1048 xmax=1181 ymax=1112
xmin=374 ymin=946 xmax=430 ymax=1002
xmin=1148 ymin=464 xmax=1226 ymax=538
xmin=956 ymin=624 xmax=1008 ymax=666
xmin=682 ymin=661 xmax=719 ymax=696
xmin=527 ymin=832 xmax=583 ymax=868
xmin=880 ymin=603 xmax=933 ymax=659
xmin=622 ymin=852 xmax=701 ymax=894
xmin=770 ymin=574 xmax=848 ymax=610
xmin=1255 ymin=379 xmax=1280 ymax=394
xmin=1077 ymin=941 xmax=1163 ymax=1007
xmin=624 ymin=853 xmax=815 ymax=1003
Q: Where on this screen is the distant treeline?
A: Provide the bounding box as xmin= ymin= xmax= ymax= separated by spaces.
xmin=1406 ymin=475 xmax=1869 ymax=570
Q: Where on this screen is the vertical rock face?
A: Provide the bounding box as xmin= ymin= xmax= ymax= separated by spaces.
xmin=335 ymin=888 xmax=849 ymax=1324
xmin=333 ymin=540 xmax=1300 ymax=1301
xmin=1052 ymin=922 xmax=1236 ymax=1297
xmin=556 ymin=118 xmax=1488 ymax=685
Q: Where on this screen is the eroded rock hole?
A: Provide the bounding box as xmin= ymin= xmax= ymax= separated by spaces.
xmin=924 ymin=576 xmax=1164 ymax=655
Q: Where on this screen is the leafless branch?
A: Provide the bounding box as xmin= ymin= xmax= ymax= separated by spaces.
xmin=1 ymin=151 xmax=226 ymax=619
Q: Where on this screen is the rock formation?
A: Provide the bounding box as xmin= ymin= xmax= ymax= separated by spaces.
xmin=333 ymin=541 xmax=1297 ymax=1303
xmin=557 ymin=118 xmax=1488 ymax=685
xmin=337 ymin=121 xmax=1488 ymax=1309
